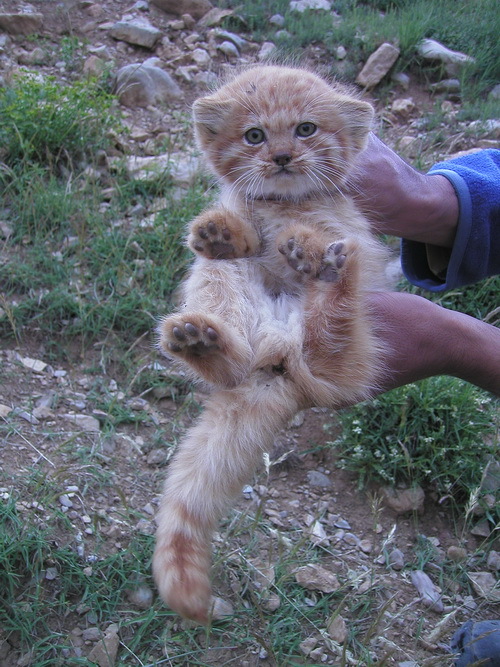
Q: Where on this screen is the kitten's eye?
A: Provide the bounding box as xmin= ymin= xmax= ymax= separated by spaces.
xmin=296 ymin=122 xmax=317 ymax=138
xmin=245 ymin=128 xmax=265 ymax=145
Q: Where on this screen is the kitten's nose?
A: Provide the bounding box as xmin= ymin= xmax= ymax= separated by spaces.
xmin=273 ymin=153 xmax=292 ymax=166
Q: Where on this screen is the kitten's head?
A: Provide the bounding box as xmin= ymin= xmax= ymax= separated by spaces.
xmin=193 ymin=66 xmax=374 ymax=200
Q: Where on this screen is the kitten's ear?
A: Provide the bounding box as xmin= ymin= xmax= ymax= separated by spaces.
xmin=338 ymin=98 xmax=374 ymax=151
xmin=193 ymin=97 xmax=233 ymax=146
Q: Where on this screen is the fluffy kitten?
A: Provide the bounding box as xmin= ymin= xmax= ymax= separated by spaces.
xmin=153 ymin=65 xmax=388 ymax=623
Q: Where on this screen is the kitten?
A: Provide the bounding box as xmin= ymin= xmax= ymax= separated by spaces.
xmin=153 ymin=65 xmax=389 ymax=623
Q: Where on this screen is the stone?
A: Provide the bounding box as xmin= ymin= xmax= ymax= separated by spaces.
xmin=307 ymin=470 xmax=332 ymax=488
xmin=16 ymin=47 xmax=47 ymax=65
xmin=150 ymin=0 xmax=213 ymax=20
xmin=487 ymin=550 xmax=500 ymax=571
xmin=380 ymin=485 xmax=425 ymax=514
xmin=127 ymin=585 xmax=154 ymax=609
xmin=0 ymin=13 xmax=43 ymax=35
xmin=210 ymin=596 xmax=234 ymax=620
xmin=87 ymin=625 xmax=119 ymax=667
xmin=197 ymin=8 xmax=234 ymax=28
xmin=326 ymin=614 xmax=347 ymax=643
xmin=489 ymin=84 xmax=500 ymax=100
xmin=270 ymin=14 xmax=285 ymax=27
xmin=388 ymin=548 xmax=405 ymax=570
xmin=290 ymin=0 xmax=332 ymax=12
xmin=410 ymin=570 xmax=443 ymax=612
xmin=191 ymin=48 xmax=211 ymax=67
xmin=356 ymin=42 xmax=400 ymax=88
xmin=299 ymin=637 xmax=318 ymax=656
xmin=451 ymin=620 xmax=500 ymax=667
xmin=83 ymin=55 xmax=106 ymax=77
xmin=294 ymin=563 xmax=340 ymax=593
xmin=109 ymin=19 xmax=162 ymax=49
xmin=63 ymin=414 xmax=101 ymax=433
xmin=430 ymin=79 xmax=461 ymax=94
xmin=114 ymin=63 xmax=183 ymax=108
xmin=417 ymin=38 xmax=474 ymax=76
xmin=19 ymin=356 xmax=47 ymax=373
xmin=468 ymin=571 xmax=500 ymax=602
xmin=392 ymin=71 xmax=410 ymax=90
xmin=447 ymin=545 xmax=467 ymax=562
xmin=258 ymin=42 xmax=276 ymax=61
xmin=335 ymin=45 xmax=347 ymax=60
xmin=391 ymin=97 xmax=415 ymax=118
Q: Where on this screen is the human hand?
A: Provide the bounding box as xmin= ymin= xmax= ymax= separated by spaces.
xmin=349 ymin=134 xmax=459 ymax=248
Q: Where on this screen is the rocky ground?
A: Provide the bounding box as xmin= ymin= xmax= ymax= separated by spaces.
xmin=0 ymin=1 xmax=499 ymax=666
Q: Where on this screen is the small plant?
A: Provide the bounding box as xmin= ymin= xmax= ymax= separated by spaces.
xmin=330 ymin=377 xmax=498 ymax=504
xmin=0 ymin=74 xmax=118 ymax=172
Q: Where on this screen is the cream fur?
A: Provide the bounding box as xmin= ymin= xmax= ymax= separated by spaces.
xmin=153 ymin=65 xmax=390 ymax=622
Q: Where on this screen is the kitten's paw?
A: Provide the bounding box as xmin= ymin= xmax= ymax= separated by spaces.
xmin=278 ymin=237 xmax=313 ymax=275
xmin=317 ymin=240 xmax=349 ymax=282
xmin=188 ymin=209 xmax=260 ymax=259
xmin=160 ymin=315 xmax=220 ymax=358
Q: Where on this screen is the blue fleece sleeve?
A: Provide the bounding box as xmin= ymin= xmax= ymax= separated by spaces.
xmin=401 ymin=149 xmax=500 ymax=292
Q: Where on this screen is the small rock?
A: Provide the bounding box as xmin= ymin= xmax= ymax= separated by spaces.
xmin=87 ymin=625 xmax=119 ymax=667
xmin=447 ymin=545 xmax=467 ymax=562
xmin=487 ymin=550 xmax=500 ymax=571
xmin=269 ymin=14 xmax=285 ymax=27
xmin=307 ymin=470 xmax=332 ymax=488
xmin=489 ymin=83 xmax=500 ymax=101
xmin=110 ymin=19 xmax=162 ymax=49
xmin=299 ymin=637 xmax=318 ymax=656
xmin=19 ymin=356 xmax=47 ymax=373
xmin=388 ymin=548 xmax=405 ymax=570
xmin=294 ymin=564 xmax=340 ymax=593
xmin=430 ymin=78 xmax=461 ymax=94
xmin=309 ymin=520 xmax=329 ymax=546
xmin=210 ymin=596 xmax=234 ymax=620
xmin=114 ymin=62 xmax=183 ymax=108
xmin=410 ymin=570 xmax=443 ymax=612
xmin=127 ymin=585 xmax=153 ymax=609
xmin=380 ymin=485 xmax=425 ymax=514
xmin=326 ymin=614 xmax=347 ymax=643
xmin=59 ymin=494 xmax=74 ymax=508
xmin=0 ymin=12 xmax=44 ymax=35
xmin=470 ymin=520 xmax=491 ymax=537
xmin=391 ymin=97 xmax=415 ymax=118
xmin=359 ymin=539 xmax=372 ymax=554
xmin=356 ymin=42 xmax=400 ymax=88
xmin=83 ymin=55 xmax=106 ymax=77
xmin=260 ymin=593 xmax=281 ymax=612
xmin=290 ymin=0 xmax=331 ymax=11
xmin=392 ymin=71 xmax=410 ymax=90
xmin=82 ymin=627 xmax=101 ymax=642
xmin=468 ymin=571 xmax=500 ymax=602
xmin=417 ymin=38 xmax=474 ymax=76
xmin=0 ymin=404 xmax=11 ymax=418
xmin=63 ymin=414 xmax=101 ymax=433
xmin=335 ymin=45 xmax=347 ymax=60
xmin=258 ymin=42 xmax=276 ymax=61
xmin=150 ymin=0 xmax=213 ymax=20
xmin=198 ymin=8 xmax=233 ymax=27
xmin=146 ymin=448 xmax=170 ymax=466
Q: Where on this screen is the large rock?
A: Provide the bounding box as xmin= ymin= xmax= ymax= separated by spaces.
xmin=109 ymin=19 xmax=162 ymax=49
xmin=417 ymin=38 xmax=474 ymax=76
xmin=114 ymin=61 xmax=183 ymax=107
xmin=150 ymin=0 xmax=213 ymax=20
xmin=380 ymin=485 xmax=425 ymax=514
xmin=0 ymin=12 xmax=43 ymax=35
xmin=356 ymin=42 xmax=400 ymax=88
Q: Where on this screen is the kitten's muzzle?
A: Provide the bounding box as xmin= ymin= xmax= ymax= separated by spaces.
xmin=273 ymin=153 xmax=292 ymax=167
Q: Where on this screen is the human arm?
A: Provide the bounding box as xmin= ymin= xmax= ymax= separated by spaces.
xmin=348 ymin=135 xmax=500 ymax=396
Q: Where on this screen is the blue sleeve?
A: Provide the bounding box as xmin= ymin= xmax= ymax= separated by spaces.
xmin=401 ymin=149 xmax=500 ymax=292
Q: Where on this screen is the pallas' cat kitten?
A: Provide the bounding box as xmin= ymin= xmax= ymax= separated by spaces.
xmin=153 ymin=65 xmax=388 ymax=623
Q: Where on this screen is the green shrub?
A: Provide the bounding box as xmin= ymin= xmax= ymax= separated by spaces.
xmin=330 ymin=377 xmax=498 ymax=505
xmin=0 ymin=75 xmax=118 ymax=171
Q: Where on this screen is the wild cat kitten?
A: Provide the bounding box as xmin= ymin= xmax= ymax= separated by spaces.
xmin=153 ymin=65 xmax=389 ymax=623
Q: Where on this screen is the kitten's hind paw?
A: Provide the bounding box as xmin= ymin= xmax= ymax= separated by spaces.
xmin=188 ymin=209 xmax=260 ymax=259
xmin=317 ymin=241 xmax=348 ymax=282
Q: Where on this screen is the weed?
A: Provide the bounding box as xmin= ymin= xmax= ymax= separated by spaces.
xmin=330 ymin=377 xmax=498 ymax=505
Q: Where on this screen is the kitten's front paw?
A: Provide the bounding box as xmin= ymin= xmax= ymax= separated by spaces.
xmin=278 ymin=233 xmax=352 ymax=283
xmin=188 ymin=209 xmax=260 ymax=260
xmin=160 ymin=315 xmax=220 ymax=357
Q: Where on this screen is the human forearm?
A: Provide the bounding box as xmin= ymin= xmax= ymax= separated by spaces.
xmin=370 ymin=292 xmax=500 ymax=396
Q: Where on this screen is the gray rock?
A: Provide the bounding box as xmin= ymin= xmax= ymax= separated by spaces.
xmin=388 ymin=548 xmax=405 ymax=570
xmin=410 ymin=570 xmax=443 ymax=612
xmin=114 ymin=62 xmax=183 ymax=107
xmin=307 ymin=470 xmax=332 ymax=488
xmin=110 ymin=19 xmax=162 ymax=49
xmin=150 ymin=0 xmax=213 ymax=20
xmin=380 ymin=485 xmax=425 ymax=514
xmin=430 ymin=78 xmax=461 ymax=94
xmin=294 ymin=563 xmax=340 ymax=593
xmin=489 ymin=84 xmax=500 ymax=100
xmin=270 ymin=14 xmax=285 ymax=27
xmin=417 ymin=38 xmax=474 ymax=76
xmin=290 ymin=0 xmax=331 ymax=12
xmin=0 ymin=12 xmax=43 ymax=35
xmin=356 ymin=42 xmax=400 ymax=88
xmin=87 ymin=625 xmax=119 ymax=667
